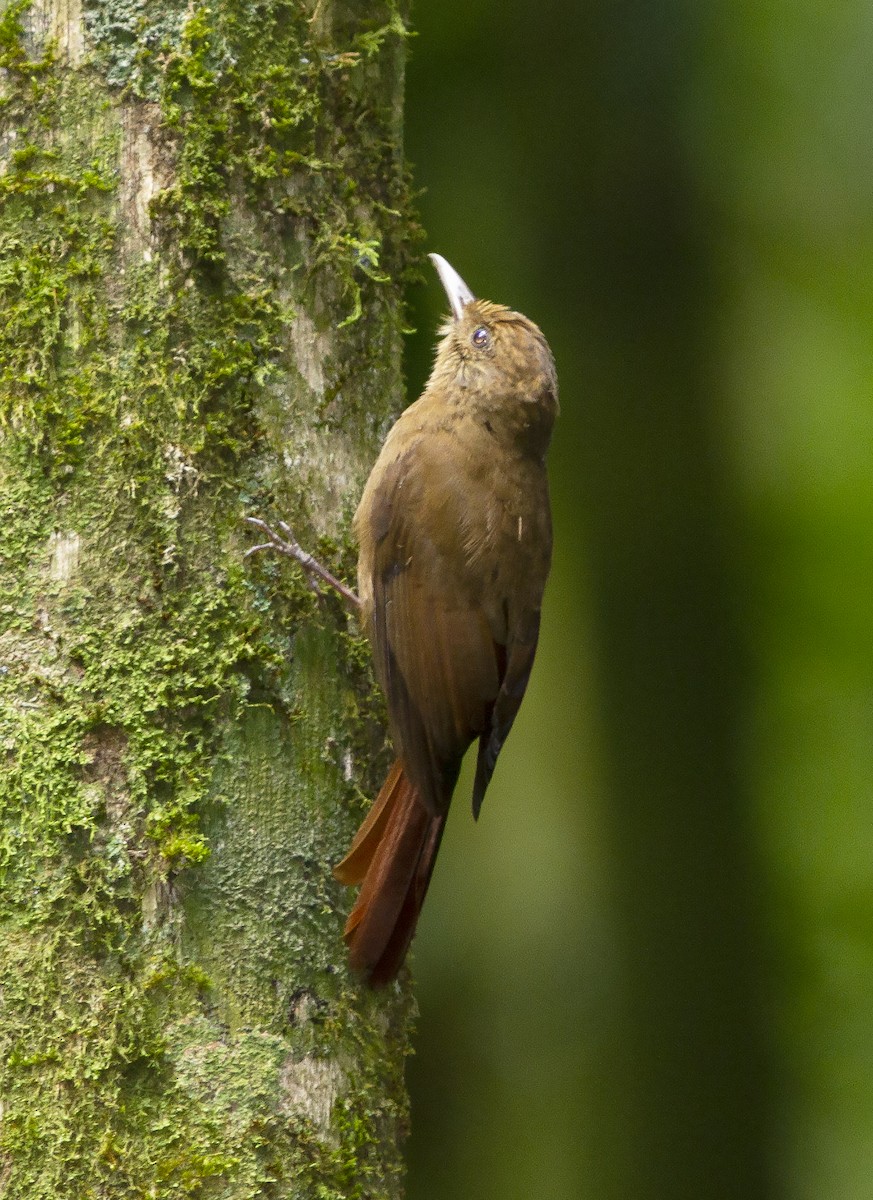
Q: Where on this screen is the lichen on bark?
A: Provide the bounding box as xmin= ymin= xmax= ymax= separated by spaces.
xmin=0 ymin=0 xmax=420 ymax=1194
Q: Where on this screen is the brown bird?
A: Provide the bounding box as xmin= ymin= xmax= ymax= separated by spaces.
xmin=332 ymin=254 xmax=558 ymax=985
xmin=247 ymin=255 xmax=557 ymax=985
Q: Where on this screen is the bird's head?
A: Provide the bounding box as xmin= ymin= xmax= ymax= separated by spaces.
xmin=427 ymin=253 xmax=558 ymax=453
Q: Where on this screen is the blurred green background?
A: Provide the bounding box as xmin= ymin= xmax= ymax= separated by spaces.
xmin=398 ymin=2 xmax=873 ymax=1198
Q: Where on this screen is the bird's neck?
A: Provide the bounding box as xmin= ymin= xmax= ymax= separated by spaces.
xmin=465 ymin=380 xmax=556 ymax=461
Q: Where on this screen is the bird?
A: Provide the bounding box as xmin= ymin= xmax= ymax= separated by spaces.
xmin=247 ymin=254 xmax=557 ymax=985
xmin=331 ymin=254 xmax=558 ymax=984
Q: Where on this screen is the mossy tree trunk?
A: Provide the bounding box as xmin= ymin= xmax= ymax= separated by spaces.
xmin=0 ymin=0 xmax=418 ymax=1194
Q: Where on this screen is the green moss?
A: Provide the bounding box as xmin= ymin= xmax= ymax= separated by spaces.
xmin=0 ymin=0 xmax=418 ymax=1194
xmin=0 ymin=0 xmax=51 ymax=72
xmin=82 ymin=0 xmax=420 ymax=322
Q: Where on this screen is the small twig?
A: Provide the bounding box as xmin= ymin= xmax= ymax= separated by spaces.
xmin=245 ymin=516 xmax=360 ymax=614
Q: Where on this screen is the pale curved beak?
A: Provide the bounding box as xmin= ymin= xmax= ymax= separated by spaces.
xmin=429 ymin=253 xmax=475 ymax=321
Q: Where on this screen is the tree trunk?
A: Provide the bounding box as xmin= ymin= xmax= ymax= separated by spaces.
xmin=0 ymin=0 xmax=417 ymax=1195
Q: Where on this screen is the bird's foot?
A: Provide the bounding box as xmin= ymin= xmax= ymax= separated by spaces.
xmin=244 ymin=517 xmax=360 ymax=614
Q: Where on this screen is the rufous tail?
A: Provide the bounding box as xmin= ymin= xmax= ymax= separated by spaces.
xmin=333 ymin=759 xmax=445 ymax=987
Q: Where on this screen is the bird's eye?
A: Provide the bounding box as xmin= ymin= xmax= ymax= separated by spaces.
xmin=471 ymin=326 xmax=490 ymax=349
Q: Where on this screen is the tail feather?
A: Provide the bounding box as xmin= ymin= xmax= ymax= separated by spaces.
xmin=333 ymin=759 xmax=445 ymax=987
xmin=333 ymin=760 xmax=405 ymax=886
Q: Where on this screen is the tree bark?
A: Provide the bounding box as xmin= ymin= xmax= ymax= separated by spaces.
xmin=0 ymin=0 xmax=417 ymax=1195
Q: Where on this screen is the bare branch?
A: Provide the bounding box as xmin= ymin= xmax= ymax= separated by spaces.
xmin=245 ymin=517 xmax=361 ymax=614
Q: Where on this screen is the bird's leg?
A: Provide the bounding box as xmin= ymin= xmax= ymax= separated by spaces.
xmin=244 ymin=516 xmax=360 ymax=615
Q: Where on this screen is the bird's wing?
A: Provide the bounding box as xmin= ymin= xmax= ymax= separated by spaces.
xmin=358 ymin=434 xmax=502 ymax=816
xmin=471 ymin=612 xmax=540 ymax=818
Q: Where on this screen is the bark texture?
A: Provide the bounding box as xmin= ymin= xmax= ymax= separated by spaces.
xmin=0 ymin=0 xmax=418 ymax=1194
